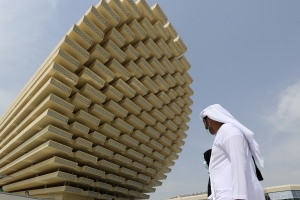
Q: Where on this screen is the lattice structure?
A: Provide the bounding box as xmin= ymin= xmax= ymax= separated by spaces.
xmin=0 ymin=0 xmax=193 ymax=200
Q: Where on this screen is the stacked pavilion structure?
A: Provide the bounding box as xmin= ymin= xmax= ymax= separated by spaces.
xmin=0 ymin=0 xmax=193 ymax=199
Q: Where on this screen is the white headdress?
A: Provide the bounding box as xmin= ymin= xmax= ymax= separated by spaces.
xmin=200 ymin=104 xmax=264 ymax=167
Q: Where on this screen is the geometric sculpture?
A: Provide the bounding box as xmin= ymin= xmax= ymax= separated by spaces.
xmin=0 ymin=0 xmax=193 ymax=199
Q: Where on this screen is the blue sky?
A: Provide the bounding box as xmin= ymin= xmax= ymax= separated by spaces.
xmin=1 ymin=1 xmax=300 ymax=200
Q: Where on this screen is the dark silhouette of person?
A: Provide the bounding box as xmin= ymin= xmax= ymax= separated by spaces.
xmin=203 ymin=149 xmax=212 ymax=197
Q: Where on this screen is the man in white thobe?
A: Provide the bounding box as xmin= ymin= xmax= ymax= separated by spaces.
xmin=200 ymin=104 xmax=265 ymax=200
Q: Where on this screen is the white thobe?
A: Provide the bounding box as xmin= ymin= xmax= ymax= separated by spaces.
xmin=208 ymin=123 xmax=265 ymax=200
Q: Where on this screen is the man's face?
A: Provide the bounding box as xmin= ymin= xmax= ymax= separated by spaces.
xmin=203 ymin=117 xmax=209 ymax=130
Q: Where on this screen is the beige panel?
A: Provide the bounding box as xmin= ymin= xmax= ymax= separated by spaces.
xmin=139 ymin=76 xmax=159 ymax=94
xmin=79 ymin=83 xmax=106 ymax=105
xmin=170 ymin=57 xmax=184 ymax=73
xmin=95 ymin=0 xmax=120 ymax=31
xmin=85 ymin=45 xmax=110 ymax=66
xmin=67 ymin=25 xmax=93 ymax=50
xmin=112 ymin=79 xmax=136 ymax=98
xmin=130 ymin=130 xmax=150 ymax=144
xmin=160 ymin=56 xmax=176 ymax=74
xmin=164 ymin=22 xmax=178 ymax=39
xmin=102 ymin=27 xmax=126 ymax=48
xmin=152 ymin=74 xmax=169 ymax=92
xmin=135 ymin=0 xmax=154 ymax=22
xmin=103 ymin=40 xmax=126 ymax=63
xmin=128 ymin=19 xmax=146 ymax=44
xmin=99 ymin=123 xmax=121 ymax=138
xmin=178 ymin=55 xmax=191 ymax=71
xmin=151 ymin=122 xmax=166 ymax=133
xmin=118 ymin=23 xmax=135 ymax=46
xmin=122 ymin=44 xmax=139 ymax=63
xmin=85 ymin=6 xmax=108 ymax=31
xmin=151 ymin=3 xmax=168 ymax=24
xmin=144 ymin=38 xmax=163 ymax=59
xmin=167 ymin=39 xmax=182 ymax=57
xmin=127 ymin=77 xmax=148 ymax=96
xmin=77 ymin=67 xmax=105 ymax=89
xmin=131 ymin=95 xmax=153 ymax=112
xmin=102 ymin=85 xmax=123 ymax=102
xmin=124 ymin=60 xmax=143 ymax=78
xmin=106 ymin=58 xmax=131 ymax=81
xmin=120 ymin=0 xmax=141 ymax=22
xmin=144 ymin=93 xmax=163 ymax=109
xmin=148 ymin=57 xmax=166 ymax=76
xmin=107 ymin=0 xmax=129 ymax=25
xmin=89 ymin=60 xmax=115 ymax=84
xmin=124 ymin=114 xmax=146 ymax=130
xmin=140 ymin=17 xmax=158 ymax=40
xmin=155 ymin=38 xmax=172 ymax=58
xmin=88 ymin=104 xmax=115 ymax=123
xmin=134 ymin=42 xmax=151 ymax=60
xmin=174 ymin=36 xmax=187 ymax=54
xmin=119 ymin=98 xmax=141 ymax=115
xmin=153 ymin=21 xmax=170 ymax=41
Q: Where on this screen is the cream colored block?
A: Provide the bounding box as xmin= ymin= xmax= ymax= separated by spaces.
xmin=74 ymin=110 xmax=100 ymax=127
xmin=144 ymin=93 xmax=163 ymax=109
xmin=170 ymin=57 xmax=184 ymax=73
xmin=171 ymin=116 xmax=183 ymax=126
xmin=77 ymin=67 xmax=105 ymax=89
xmin=142 ymin=126 xmax=160 ymax=139
xmin=153 ymin=21 xmax=170 ymax=41
xmin=86 ymin=45 xmax=110 ymax=66
xmin=107 ymin=0 xmax=129 ymax=25
xmin=103 ymin=40 xmax=126 ymax=63
xmin=104 ymin=139 xmax=127 ymax=153
xmin=89 ymin=131 xmax=107 ymax=145
xmin=182 ymin=84 xmax=194 ymax=96
xmin=134 ymin=42 xmax=151 ymax=59
xmin=160 ymin=56 xmax=176 ymax=74
xmin=157 ymin=136 xmax=171 ymax=147
xmin=144 ymin=38 xmax=163 ymax=59
xmin=164 ymin=22 xmax=178 ymax=39
xmin=172 ymin=73 xmax=185 ymax=87
xmin=152 ymin=122 xmax=166 ymax=133
xmin=141 ymin=185 xmax=156 ymax=193
xmin=112 ymin=79 xmax=136 ymax=98
xmin=152 ymin=74 xmax=169 ymax=91
xmin=139 ymin=76 xmax=159 ymax=94
xmin=182 ymin=72 xmax=193 ymax=84
xmin=67 ymin=25 xmax=93 ymax=50
xmin=77 ymin=16 xmax=104 ymax=48
xmin=182 ymin=94 xmax=193 ymax=106
xmin=137 ymin=111 xmax=156 ymax=126
xmin=127 ymin=77 xmax=148 ymax=96
xmin=160 ymin=146 xmax=171 ymax=156
xmin=136 ymin=57 xmax=156 ymax=77
xmin=168 ymin=152 xmax=179 ymax=160
xmin=140 ymin=17 xmax=158 ymax=40
xmin=156 ymin=91 xmax=171 ymax=104
xmin=180 ymin=123 xmax=189 ymax=131
xmin=104 ymin=100 xmax=128 ymax=118
xmin=148 ymin=57 xmax=166 ymax=76
xmin=151 ymin=3 xmax=168 ymax=24
xmin=172 ymin=97 xmax=185 ymax=108
xmin=124 ymin=114 xmax=145 ymax=130
xmin=174 ymin=129 xmax=187 ymax=139
xmin=111 ymin=186 xmax=128 ymax=195
xmin=98 ymin=159 xmax=120 ymax=172
xmin=140 ymin=156 xmax=153 ymax=166
xmin=95 ymin=0 xmax=120 ymax=31
xmin=102 ymin=27 xmax=126 ymax=48
xmin=124 ymin=60 xmax=143 ymax=78
xmin=154 ymin=172 xmax=167 ymax=180
xmin=121 ymin=0 xmax=141 ymax=22
xmin=149 ymin=179 xmax=162 ymax=187
xmin=183 ymin=105 xmax=192 ymax=115
xmin=123 ymin=44 xmax=139 ymax=63
xmin=170 ymin=144 xmax=182 ymax=153
xmin=179 ymin=112 xmax=190 ymax=123
xmin=89 ymin=60 xmax=115 ymax=84
xmin=111 ymin=118 xmax=134 ymax=134
xmin=163 ymin=74 xmax=176 ymax=87
xmin=107 ymin=58 xmax=131 ymax=81
xmin=136 ymin=0 xmax=154 ymax=22
xmin=119 ymin=98 xmax=141 ymax=115
xmin=119 ymin=23 xmax=135 ymax=46
xmin=131 ymin=162 xmax=146 ymax=172
xmin=132 ymin=95 xmax=153 ymax=112
xmin=152 ymin=161 xmax=163 ymax=169
xmin=167 ymin=39 xmax=182 ymax=57
xmin=112 ymin=154 xmax=132 ymax=166
xmin=102 ymin=85 xmax=123 ymax=102
xmin=70 ymin=92 xmax=91 ymax=112
xmin=166 ymin=88 xmax=177 ymax=100
xmin=149 ymin=109 xmax=166 ymax=123
xmin=128 ymin=19 xmax=146 ymax=43
xmin=74 ymin=150 xmax=98 ymax=164
xmin=137 ymin=144 xmax=153 ymax=156
xmin=159 ymin=105 xmax=175 ymax=119
xmin=163 ymin=158 xmax=175 ymax=167
xmin=60 ymin=36 xmax=90 ymax=64
xmin=178 ymin=55 xmax=191 ymax=71
xmin=156 ymin=38 xmax=172 ymax=58
xmin=162 ymin=120 xmax=178 ymax=132
xmin=104 ymin=173 xmax=126 ymax=184
xmin=174 ymin=138 xmax=185 ymax=146
xmin=46 ymin=63 xmax=79 ymax=87
xmin=51 ymin=48 xmax=80 ymax=72
xmin=119 ymin=167 xmax=137 ymax=178
xmin=173 ymin=85 xmax=185 ymax=97
xmin=147 ymin=139 xmax=163 ymax=151
xmin=89 ymin=104 xmax=115 ymax=123
xmin=69 ymin=121 xmax=89 ymax=138
xmin=130 ymin=130 xmax=150 ymax=143
xmin=99 ymin=123 xmax=121 ymax=138
xmin=139 ymin=193 xmax=151 ymax=199
xmin=85 ymin=6 xmax=109 ymax=31
xmin=94 ymin=181 xmax=112 ymax=190
xmin=124 ymin=149 xmax=144 ymax=161
xmin=159 ymin=166 xmax=172 ymax=174
xmin=93 ymin=145 xmax=114 ymax=159
xmin=174 ymin=36 xmax=187 ymax=54
xmin=164 ymin=130 xmax=177 ymax=141
xmin=118 ymin=134 xmax=139 ymax=149
xmin=169 ymin=102 xmax=182 ymax=115
xmin=80 ymin=83 xmax=106 ymax=104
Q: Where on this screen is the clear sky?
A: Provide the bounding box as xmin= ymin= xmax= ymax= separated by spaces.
xmin=1 ymin=1 xmax=300 ymax=200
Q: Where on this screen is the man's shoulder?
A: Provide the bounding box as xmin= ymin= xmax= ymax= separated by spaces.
xmin=218 ymin=123 xmax=243 ymax=138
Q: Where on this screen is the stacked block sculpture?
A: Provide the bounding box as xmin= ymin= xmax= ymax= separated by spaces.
xmin=0 ymin=0 xmax=193 ymax=199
